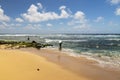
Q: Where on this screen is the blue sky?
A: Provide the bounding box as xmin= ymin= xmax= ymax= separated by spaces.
xmin=0 ymin=0 xmax=120 ymax=33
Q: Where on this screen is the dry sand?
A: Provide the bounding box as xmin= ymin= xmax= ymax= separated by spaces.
xmin=0 ymin=49 xmax=88 ymax=80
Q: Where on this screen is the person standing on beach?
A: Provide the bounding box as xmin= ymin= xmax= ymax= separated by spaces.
xmin=27 ymin=36 xmax=30 ymax=41
xmin=59 ymin=40 xmax=62 ymax=51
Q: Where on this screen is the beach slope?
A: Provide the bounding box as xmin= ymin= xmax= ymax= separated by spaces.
xmin=0 ymin=49 xmax=88 ymax=80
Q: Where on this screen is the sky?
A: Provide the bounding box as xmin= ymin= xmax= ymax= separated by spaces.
xmin=0 ymin=0 xmax=120 ymax=34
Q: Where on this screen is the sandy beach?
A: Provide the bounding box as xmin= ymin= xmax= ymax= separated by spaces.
xmin=0 ymin=48 xmax=88 ymax=80
xmin=0 ymin=47 xmax=120 ymax=80
xmin=0 ymin=0 xmax=120 ymax=79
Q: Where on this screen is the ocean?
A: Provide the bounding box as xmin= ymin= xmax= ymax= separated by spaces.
xmin=0 ymin=33 xmax=120 ymax=70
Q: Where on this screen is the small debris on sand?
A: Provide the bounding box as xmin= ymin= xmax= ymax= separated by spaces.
xmin=37 ymin=68 xmax=40 ymax=71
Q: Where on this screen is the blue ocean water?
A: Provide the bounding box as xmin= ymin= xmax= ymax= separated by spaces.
xmin=0 ymin=33 xmax=120 ymax=69
xmin=43 ymin=34 xmax=120 ymax=55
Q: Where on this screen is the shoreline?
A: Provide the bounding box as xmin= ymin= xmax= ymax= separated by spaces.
xmin=20 ymin=47 xmax=120 ymax=80
xmin=43 ymin=47 xmax=120 ymax=71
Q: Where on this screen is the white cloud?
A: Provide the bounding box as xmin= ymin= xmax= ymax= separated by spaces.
xmin=15 ymin=18 xmax=24 ymax=22
xmin=46 ymin=23 xmax=53 ymax=27
xmin=0 ymin=22 xmax=22 ymax=29
xmin=68 ymin=11 xmax=89 ymax=29
xmin=0 ymin=6 xmax=10 ymax=22
xmin=94 ymin=16 xmax=104 ymax=22
xmin=24 ymin=24 xmax=41 ymax=30
xmin=60 ymin=6 xmax=69 ymax=18
xmin=59 ymin=6 xmax=66 ymax=10
xmin=73 ymin=24 xmax=89 ymax=29
xmin=0 ymin=22 xmax=7 ymax=29
xmin=68 ymin=11 xmax=87 ymax=25
xmin=110 ymin=0 xmax=120 ymax=4
xmin=74 ymin=11 xmax=85 ymax=20
xmin=115 ymin=8 xmax=120 ymax=15
xmin=37 ymin=3 xmax=43 ymax=9
xmin=67 ymin=20 xmax=75 ymax=26
xmin=74 ymin=11 xmax=87 ymax=23
xmin=22 ymin=4 xmax=70 ymax=23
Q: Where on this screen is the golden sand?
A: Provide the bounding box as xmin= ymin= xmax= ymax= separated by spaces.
xmin=0 ymin=49 xmax=88 ymax=80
